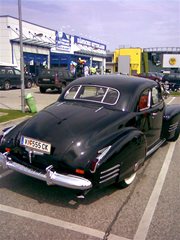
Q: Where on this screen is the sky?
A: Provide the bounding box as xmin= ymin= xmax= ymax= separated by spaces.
xmin=0 ymin=0 xmax=180 ymax=50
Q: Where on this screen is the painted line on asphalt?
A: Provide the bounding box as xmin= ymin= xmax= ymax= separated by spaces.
xmin=134 ymin=142 xmax=176 ymax=240
xmin=0 ymin=203 xmax=130 ymax=240
xmin=0 ymin=170 xmax=13 ymax=179
xmin=167 ymin=97 xmax=176 ymax=104
xmin=109 ymin=235 xmax=130 ymax=240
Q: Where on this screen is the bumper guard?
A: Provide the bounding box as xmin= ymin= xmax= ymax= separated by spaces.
xmin=0 ymin=152 xmax=92 ymax=190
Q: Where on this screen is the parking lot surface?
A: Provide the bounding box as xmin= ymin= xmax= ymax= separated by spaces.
xmin=0 ymin=86 xmax=59 ymax=111
xmin=0 ymin=88 xmax=180 ymax=240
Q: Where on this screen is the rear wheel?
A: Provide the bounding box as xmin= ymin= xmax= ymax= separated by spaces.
xmin=57 ymin=87 xmax=62 ymax=94
xmin=39 ymin=87 xmax=46 ymax=93
xmin=26 ymin=80 xmax=32 ymax=89
xmin=119 ymin=172 xmax=137 ymax=188
xmin=4 ymin=81 xmax=10 ymax=90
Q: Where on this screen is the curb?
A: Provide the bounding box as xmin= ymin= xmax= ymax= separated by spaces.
xmin=0 ymin=116 xmax=31 ymax=130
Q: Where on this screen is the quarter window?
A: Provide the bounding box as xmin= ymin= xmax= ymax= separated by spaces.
xmin=151 ymin=87 xmax=161 ymax=105
xmin=0 ymin=69 xmax=5 ymax=74
xmin=14 ymin=69 xmax=21 ymax=75
xmin=7 ymin=69 xmax=13 ymax=74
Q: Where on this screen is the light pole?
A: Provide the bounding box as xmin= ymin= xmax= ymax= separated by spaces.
xmin=18 ymin=0 xmax=25 ymax=112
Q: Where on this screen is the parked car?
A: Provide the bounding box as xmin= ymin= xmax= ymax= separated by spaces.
xmin=0 ymin=66 xmax=33 ymax=90
xmin=162 ymin=73 xmax=180 ymax=91
xmin=150 ymin=72 xmax=164 ymax=81
xmin=36 ymin=68 xmax=75 ymax=93
xmin=0 ymin=75 xmax=180 ymax=198
xmin=136 ymin=72 xmax=163 ymax=82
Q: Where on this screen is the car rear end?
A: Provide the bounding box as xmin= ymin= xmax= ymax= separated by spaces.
xmin=37 ymin=69 xmax=62 ymax=93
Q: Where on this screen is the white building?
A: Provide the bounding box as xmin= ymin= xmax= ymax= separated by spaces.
xmin=0 ymin=15 xmax=107 ymax=76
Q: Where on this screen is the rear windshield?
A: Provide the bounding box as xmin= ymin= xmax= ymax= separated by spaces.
xmin=64 ymin=85 xmax=120 ymax=105
xmin=40 ymin=69 xmax=69 ymax=77
xmin=40 ymin=70 xmax=59 ymax=75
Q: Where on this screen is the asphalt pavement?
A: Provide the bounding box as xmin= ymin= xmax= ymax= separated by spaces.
xmin=0 ymin=86 xmax=59 ymax=112
xmin=0 ymin=87 xmax=180 ymax=240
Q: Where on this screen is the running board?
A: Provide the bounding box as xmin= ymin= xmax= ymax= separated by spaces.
xmin=146 ymin=139 xmax=166 ymax=157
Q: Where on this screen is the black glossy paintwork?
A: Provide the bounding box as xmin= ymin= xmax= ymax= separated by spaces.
xmin=1 ymin=74 xmax=180 ymax=190
xmin=161 ymin=104 xmax=180 ymax=140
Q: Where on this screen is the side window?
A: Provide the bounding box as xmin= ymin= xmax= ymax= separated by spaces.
xmin=7 ymin=69 xmax=14 ymax=75
xmin=14 ymin=69 xmax=21 ymax=75
xmin=138 ymin=89 xmax=150 ymax=111
xmin=0 ymin=68 xmax=5 ymax=75
xmin=151 ymin=86 xmax=162 ymax=105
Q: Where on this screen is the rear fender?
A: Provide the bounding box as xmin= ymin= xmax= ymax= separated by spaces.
xmin=96 ymin=127 xmax=146 ymax=187
xmin=161 ymin=104 xmax=180 ymax=140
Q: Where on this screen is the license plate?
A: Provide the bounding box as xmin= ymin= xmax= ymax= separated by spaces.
xmin=20 ymin=136 xmax=51 ymax=154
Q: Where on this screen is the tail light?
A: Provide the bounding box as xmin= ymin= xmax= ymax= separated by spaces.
xmin=75 ymin=169 xmax=85 ymax=175
xmin=5 ymin=148 xmax=11 ymax=152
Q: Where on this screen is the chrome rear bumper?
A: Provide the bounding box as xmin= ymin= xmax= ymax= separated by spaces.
xmin=0 ymin=152 xmax=92 ymax=190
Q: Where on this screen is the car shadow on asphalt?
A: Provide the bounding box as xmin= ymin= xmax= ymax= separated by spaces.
xmin=33 ymin=89 xmax=62 ymax=94
xmin=0 ymin=142 xmax=170 ymax=208
xmin=0 ymin=171 xmax=123 ymax=208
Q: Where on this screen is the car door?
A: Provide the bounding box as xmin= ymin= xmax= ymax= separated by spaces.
xmin=13 ymin=68 xmax=21 ymax=87
xmin=136 ymin=86 xmax=164 ymax=149
xmin=6 ymin=67 xmax=16 ymax=87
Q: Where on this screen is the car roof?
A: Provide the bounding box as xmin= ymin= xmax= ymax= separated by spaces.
xmin=61 ymin=74 xmax=157 ymax=111
xmin=70 ymin=74 xmax=156 ymax=92
xmin=0 ymin=66 xmax=14 ymax=68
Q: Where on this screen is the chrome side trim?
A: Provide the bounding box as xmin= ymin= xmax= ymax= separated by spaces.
xmin=0 ymin=153 xmax=92 ymax=190
xmin=100 ymin=164 xmax=120 ymax=174
xmin=99 ymin=164 xmax=120 ymax=184
xmin=95 ymin=106 xmax=104 ymax=113
xmin=146 ymin=139 xmax=166 ymax=157
xmin=100 ymin=169 xmax=120 ymax=180
xmin=56 ymin=102 xmax=65 ymax=106
xmin=99 ymin=173 xmax=119 ymax=184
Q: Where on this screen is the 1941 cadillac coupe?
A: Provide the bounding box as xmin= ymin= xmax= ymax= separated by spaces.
xmin=0 ymin=74 xmax=180 ymax=198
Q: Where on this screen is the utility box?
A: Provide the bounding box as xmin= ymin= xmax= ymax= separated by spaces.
xmin=118 ymin=56 xmax=130 ymax=75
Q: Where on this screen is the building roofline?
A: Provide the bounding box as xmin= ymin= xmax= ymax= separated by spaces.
xmin=0 ymin=15 xmax=55 ymax=32
xmin=143 ymin=47 xmax=180 ymax=52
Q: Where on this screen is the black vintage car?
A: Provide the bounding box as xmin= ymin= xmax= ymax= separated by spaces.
xmin=0 ymin=75 xmax=180 ymax=198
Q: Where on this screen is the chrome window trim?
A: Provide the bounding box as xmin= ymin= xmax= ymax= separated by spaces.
xmin=138 ymin=89 xmax=151 ymax=112
xmin=64 ymin=84 xmax=120 ymax=106
xmin=151 ymin=86 xmax=163 ymax=107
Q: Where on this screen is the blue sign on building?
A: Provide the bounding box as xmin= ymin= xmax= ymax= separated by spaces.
xmin=55 ymin=31 xmax=71 ymax=52
xmin=74 ymin=36 xmax=106 ymax=51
